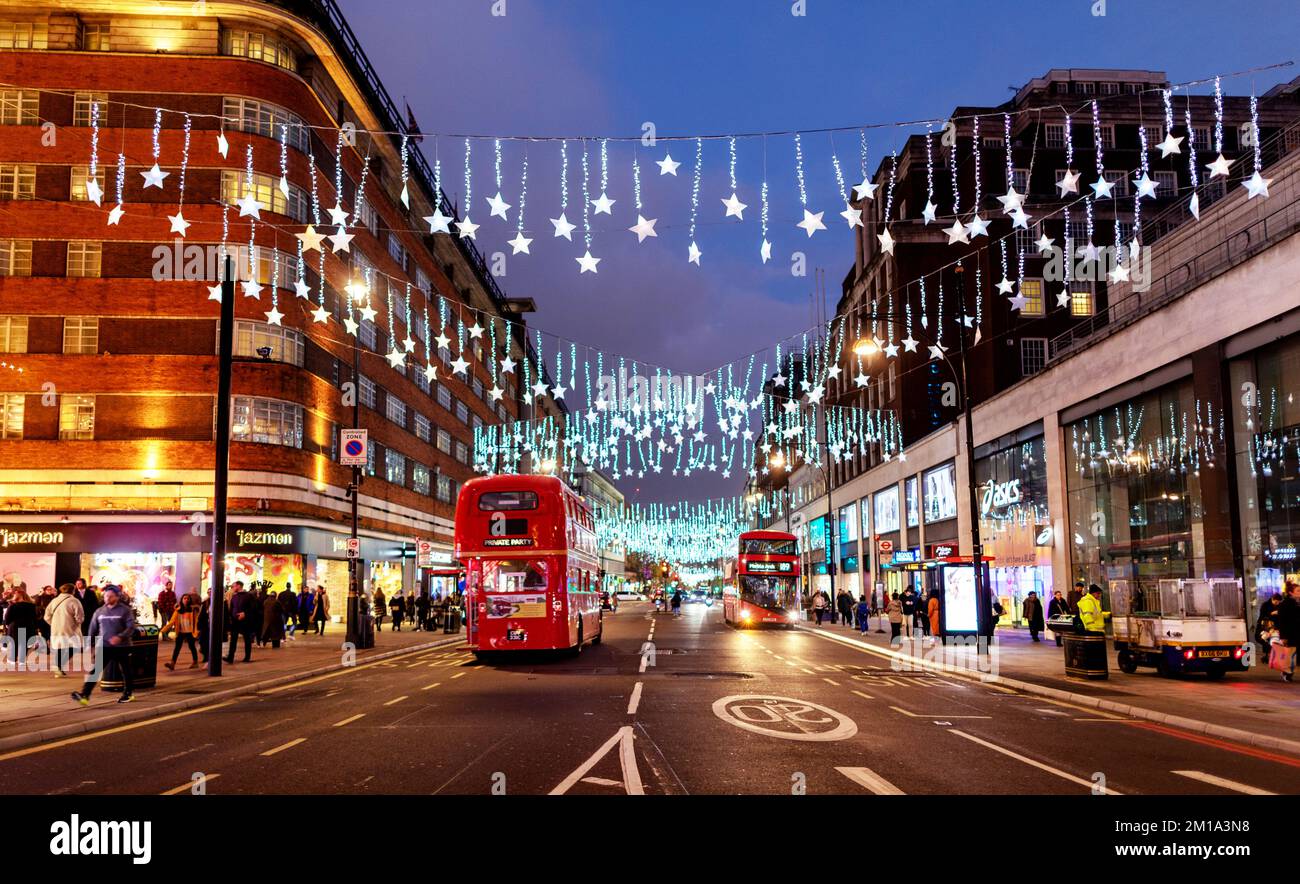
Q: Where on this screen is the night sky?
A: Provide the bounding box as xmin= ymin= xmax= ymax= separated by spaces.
xmin=339 ymin=0 xmax=1297 ymax=504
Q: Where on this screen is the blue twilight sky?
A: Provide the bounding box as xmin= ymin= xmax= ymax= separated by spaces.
xmin=338 ymin=0 xmax=1297 ymax=504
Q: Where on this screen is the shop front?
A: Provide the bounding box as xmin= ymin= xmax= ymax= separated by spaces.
xmin=806 ymin=515 xmax=832 ymax=600
xmin=975 ymin=431 xmax=1055 ymax=626
xmin=872 ymin=487 xmax=901 ymax=602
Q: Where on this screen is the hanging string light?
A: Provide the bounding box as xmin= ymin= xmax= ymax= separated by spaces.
xmin=688 ymin=136 xmax=702 ymax=263
xmin=167 ymin=112 xmax=191 ymax=236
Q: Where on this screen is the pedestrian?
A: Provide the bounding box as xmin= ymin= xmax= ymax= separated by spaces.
xmin=855 ymin=595 xmax=870 ymax=636
xmin=155 ymin=580 xmax=177 ymax=639
xmin=73 ymin=578 xmax=99 ymax=635
xmin=249 ymin=585 xmax=265 ymax=646
xmin=836 ymin=590 xmax=854 ymax=628
xmin=33 ymin=585 xmax=55 ymax=647
xmin=163 ymin=594 xmax=200 ymax=670
xmin=262 ymin=589 xmax=285 ymax=649
xmin=1047 ymin=589 xmax=1070 ymax=646
xmin=44 ymin=583 xmax=84 ymax=678
xmin=1258 ymin=591 xmax=1285 ymax=659
xmin=389 ymin=592 xmax=405 ymax=631
xmin=297 ymin=585 xmax=314 ymax=634
xmin=671 ymin=589 xmax=683 ymax=617
xmin=312 ymin=585 xmax=330 ymax=635
xmin=416 ymin=590 xmax=431 ymax=632
xmin=70 ymin=587 xmax=136 ymax=706
xmin=1022 ymin=590 xmax=1045 ymax=642
xmin=927 ymin=590 xmax=941 ymax=642
xmin=3 ymin=585 xmax=38 ymax=665
xmin=1275 ymin=581 xmax=1300 ymax=683
xmin=887 ymin=592 xmax=903 ymax=644
xmin=1067 ymin=579 xmax=1086 ymax=614
xmin=197 ymin=590 xmax=211 ymax=664
xmin=900 ymin=585 xmax=917 ymax=639
xmin=1076 ymin=584 xmax=1106 ymax=635
xmin=373 ymin=587 xmax=386 ymax=632
xmin=278 ymin=585 xmax=297 ymax=640
xmin=224 ymin=581 xmax=256 ymax=664
xmin=812 ymin=591 xmax=828 ymax=626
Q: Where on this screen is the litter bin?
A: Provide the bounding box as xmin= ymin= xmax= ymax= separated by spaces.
xmin=100 ymin=625 xmax=160 ymax=692
xmin=443 ymin=606 xmax=462 ymax=634
xmin=1063 ymin=627 xmax=1109 ymax=680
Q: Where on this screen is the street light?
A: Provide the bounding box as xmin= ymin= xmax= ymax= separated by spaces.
xmin=852 ymin=337 xmax=881 ymax=357
xmin=345 ymin=277 xmax=368 ymax=650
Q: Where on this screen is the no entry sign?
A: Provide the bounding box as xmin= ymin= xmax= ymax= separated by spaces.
xmin=340 ymin=429 xmax=368 ymax=466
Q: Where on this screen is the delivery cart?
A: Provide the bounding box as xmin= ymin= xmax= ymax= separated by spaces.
xmin=1111 ymin=578 xmax=1249 ymax=678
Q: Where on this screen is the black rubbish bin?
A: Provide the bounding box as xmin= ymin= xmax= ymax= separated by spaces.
xmin=1063 ymin=629 xmax=1109 ymax=680
xmin=101 ymin=626 xmax=160 ymax=692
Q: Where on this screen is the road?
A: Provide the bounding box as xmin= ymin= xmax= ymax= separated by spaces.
xmin=3 ymin=601 xmax=1298 ymax=796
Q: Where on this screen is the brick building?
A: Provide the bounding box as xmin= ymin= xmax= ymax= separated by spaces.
xmin=0 ymin=0 xmax=563 ymax=620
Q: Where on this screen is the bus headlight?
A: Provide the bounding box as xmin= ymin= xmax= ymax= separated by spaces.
xmin=788 ymin=611 xmax=800 ymax=622
xmin=740 ymin=610 xmax=751 ymax=621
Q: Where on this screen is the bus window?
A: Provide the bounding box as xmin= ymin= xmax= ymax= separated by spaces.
xmin=478 ymin=491 xmax=538 ymax=511
xmin=483 ymin=559 xmax=548 ymax=592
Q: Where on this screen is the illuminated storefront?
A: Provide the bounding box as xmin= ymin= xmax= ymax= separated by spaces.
xmin=975 ymin=430 xmax=1053 ymax=625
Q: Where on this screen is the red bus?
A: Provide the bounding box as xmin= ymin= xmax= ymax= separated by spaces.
xmin=723 ymin=530 xmax=801 ymax=627
xmin=454 ymin=474 xmax=604 ymax=655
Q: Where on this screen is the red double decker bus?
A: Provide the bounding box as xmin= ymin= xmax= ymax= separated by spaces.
xmin=723 ymin=530 xmax=801 ymax=627
xmin=454 ymin=474 xmax=604 ymax=655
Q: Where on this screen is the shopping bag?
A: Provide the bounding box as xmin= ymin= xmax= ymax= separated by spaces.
xmin=1268 ymin=643 xmax=1295 ymax=672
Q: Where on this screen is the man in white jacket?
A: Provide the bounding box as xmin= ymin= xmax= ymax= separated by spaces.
xmin=43 ymin=583 xmax=84 ymax=678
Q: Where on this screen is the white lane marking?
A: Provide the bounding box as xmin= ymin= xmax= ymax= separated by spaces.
xmin=949 ymin=729 xmax=1122 ymax=795
xmin=823 ymin=678 xmax=841 ymax=686
xmin=889 ymin=706 xmax=991 ymax=720
xmin=800 ymin=667 xmax=815 ymax=674
xmin=384 ymin=695 xmax=409 ymax=706
xmin=580 ymin=776 xmax=623 ymax=787
xmin=451 ymin=672 xmax=467 ymax=679
xmin=1172 ymin=770 xmax=1276 ymax=795
xmin=421 ymin=682 xmax=442 ymax=691
xmin=851 ymin=690 xmax=875 ymax=701
xmin=836 ymin=766 xmax=905 ymax=795
xmin=1035 ymin=707 xmax=1070 ymax=716
xmin=161 ymin=773 xmax=219 ymax=795
xmin=261 ymin=738 xmax=306 ymax=757
xmin=627 ymin=682 xmax=644 ymax=715
xmin=549 ymin=726 xmax=644 ymax=796
xmin=638 ymin=654 xmax=649 ymax=673
xmin=333 ymin=713 xmax=365 ymax=727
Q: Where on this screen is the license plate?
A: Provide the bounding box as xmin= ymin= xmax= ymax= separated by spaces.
xmin=1198 ymin=649 xmax=1229 ymax=658
xmin=507 ymin=629 xmax=527 ymax=641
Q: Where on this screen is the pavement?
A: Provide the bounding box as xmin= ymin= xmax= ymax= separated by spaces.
xmin=0 ymin=624 xmax=458 ymax=749
xmin=2 ymin=602 xmax=1298 ymax=795
xmin=801 ymin=615 xmax=1300 ymax=751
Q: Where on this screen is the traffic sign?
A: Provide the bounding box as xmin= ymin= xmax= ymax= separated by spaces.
xmin=340 ymin=429 xmax=368 ymax=466
xmin=877 ymin=538 xmax=894 ymax=556
xmin=416 ymin=539 xmax=434 ymax=567
xmin=345 ymin=537 xmax=360 ymax=559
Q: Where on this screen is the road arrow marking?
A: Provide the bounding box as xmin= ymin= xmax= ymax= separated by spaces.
xmin=549 ymin=726 xmax=644 ymax=795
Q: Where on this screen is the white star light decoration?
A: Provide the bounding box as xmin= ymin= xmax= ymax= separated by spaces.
xmin=656 ymin=154 xmax=680 ymax=176
xmin=486 ymin=192 xmax=511 ymax=219
xmin=721 ymin=192 xmax=747 ymax=219
xmin=140 ymin=163 xmax=168 ymax=189
xmin=628 ymin=215 xmax=658 ymax=242
xmin=796 ymin=209 xmax=826 ymax=237
xmin=550 ymin=213 xmax=576 ymax=240
xmin=423 ymin=210 xmax=453 ymax=234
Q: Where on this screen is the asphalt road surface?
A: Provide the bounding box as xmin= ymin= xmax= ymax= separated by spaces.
xmin=4 ymin=601 xmax=1298 ymax=796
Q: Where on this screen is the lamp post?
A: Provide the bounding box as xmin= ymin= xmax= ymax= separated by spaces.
xmin=344 ymin=279 xmax=366 ymax=650
xmin=207 ymin=256 xmax=235 ymax=676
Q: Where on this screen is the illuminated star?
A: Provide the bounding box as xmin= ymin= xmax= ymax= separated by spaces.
xmin=964 ymin=215 xmax=989 ymax=238
xmin=241 ymin=278 xmax=263 ymax=298
xmin=1205 ymin=153 xmax=1233 ymax=179
xmin=997 ymin=186 xmax=1025 ymax=213
xmin=343 ymin=317 xmax=359 ymax=337
xmin=1036 ymin=233 xmax=1055 ymax=255
xmin=840 ymin=204 xmax=863 ymax=228
xmin=1056 ymin=289 xmax=1071 ymax=308
xmin=424 ymin=363 xmax=438 ymax=383
xmin=167 ymin=211 xmax=191 ymax=236
xmin=1133 ymin=173 xmax=1157 ymax=200
xmin=508 ymin=232 xmax=533 ymax=254
xmin=945 ymin=219 xmax=969 ymax=244
xmin=721 ymin=192 xmax=747 ymax=219
xmin=901 ymin=336 xmax=918 ymax=353
xmin=921 ymin=200 xmax=937 ymax=224
xmin=468 ymin=323 xmax=484 ymax=340
xmin=216 ymin=131 xmax=229 ymax=158
xmin=451 ymin=356 xmax=469 ymax=375
xmin=312 ymin=305 xmax=331 ymax=323
xmin=550 ymin=212 xmax=576 ymax=240
xmin=295 ymin=224 xmax=326 ymax=252
xmin=294 ymin=279 xmax=311 ymax=299
xmin=760 ymin=239 xmax=772 ymax=263
xmin=140 ymin=163 xmax=169 ymax=189
xmin=488 ymin=386 xmax=503 ymax=402
xmin=1056 ymin=168 xmax=1081 ymax=196
xmin=236 ymin=193 xmax=262 ymax=219
xmin=1188 ymin=192 xmax=1200 ymax=220
xmin=106 ymin=204 xmax=124 ymax=225
xmin=884 ymin=342 xmax=899 ymax=359
xmin=85 ymin=178 xmax=103 ymax=206
xmin=358 ymin=303 xmax=377 ymax=324
xmin=1090 ymin=177 xmax=1115 ymax=200
xmin=628 ymin=215 xmax=658 ymax=242
xmin=927 ymin=344 xmax=947 ymax=362
xmin=1009 ymin=206 xmax=1032 ymax=229
xmin=852 ymin=178 xmax=878 ymax=201
xmin=996 ymin=276 xmax=1014 ymax=295
xmin=1155 ymin=132 xmax=1183 ymax=157
xmin=328 ymin=227 xmax=354 ymax=253
xmin=386 ymin=348 xmax=406 ymax=370
xmin=797 ymin=209 xmax=826 ymax=237
xmin=574 ymin=250 xmax=601 ymax=273
xmin=1243 ymin=170 xmax=1272 ymax=199
xmin=207 ymin=283 xmax=223 ymax=302
xmin=264 ymin=306 xmax=283 ymax=326
xmin=423 ymin=210 xmax=452 ymax=234
xmin=656 ymin=153 xmax=680 ymax=176
xmin=877 ymin=228 xmax=895 ymax=255
xmin=591 ymin=192 xmax=616 ymax=215
xmin=456 ymin=216 xmax=479 ymax=239
xmin=327 ymin=203 xmax=350 ymax=227
xmin=486 ymin=192 xmax=511 ymax=219
xmin=687 ymin=241 xmax=702 ymax=265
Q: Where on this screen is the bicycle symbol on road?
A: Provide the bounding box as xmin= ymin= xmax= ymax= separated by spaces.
xmin=711 ymin=694 xmax=858 ymax=742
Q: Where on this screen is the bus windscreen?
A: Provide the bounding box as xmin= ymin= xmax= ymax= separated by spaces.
xmin=740 ymin=575 xmax=798 ymax=611
xmin=741 ymin=537 xmax=796 ymax=556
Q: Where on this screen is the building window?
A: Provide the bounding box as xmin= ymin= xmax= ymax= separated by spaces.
xmin=358 ymin=375 xmax=376 ymax=409
xmin=70 ymin=165 xmax=106 ymax=201
xmin=436 ymin=385 xmax=452 ymax=411
xmin=1020 ymin=338 xmax=1047 ymax=377
xmin=385 ymin=448 xmax=406 ymax=487
xmin=1103 ymin=170 xmax=1129 ymax=198
xmin=1078 ymin=81 xmax=1095 ymax=95
xmin=415 ymin=267 xmax=432 ymax=298
xmin=1066 ymin=219 xmax=1088 ymax=249
xmin=79 ymin=22 xmax=110 ymax=51
xmin=221 ymin=28 xmax=297 ymax=71
xmin=66 ymin=241 xmax=102 ymax=278
xmin=0 ymin=164 xmax=35 ymax=199
xmin=436 ymin=428 xmax=451 ymax=454
xmin=414 ymin=413 xmax=431 ymax=442
xmin=0 ymin=392 xmax=21 ymax=439
xmin=0 ymin=90 xmax=37 ymax=124
xmin=0 ymin=21 xmax=48 ymax=50
xmin=1142 ymin=124 xmax=1164 ymax=147
xmin=358 ymin=319 xmax=378 ymax=352
xmin=387 ymin=234 xmax=408 ymax=271
xmin=1191 ymin=126 xmax=1211 ymax=151
xmin=413 ymin=365 xmax=430 ymax=394
xmin=1099 ymin=81 xmax=1119 ymax=96
xmin=231 ymin=396 xmax=302 ymax=447
xmin=220 ymin=170 xmax=308 ymax=222
xmin=412 ymin=463 xmax=430 ymax=495
xmin=1153 ymin=170 xmax=1178 ymax=198
xmin=1044 ymin=123 xmax=1066 ymax=149
xmin=455 ymin=401 xmax=469 ymax=424
xmin=73 ymin=92 xmax=107 ymax=126
xmin=472 ymin=376 xmax=484 ymax=400
xmin=1097 ymin=124 xmax=1115 ymax=149
xmin=386 ymin=395 xmax=407 ymax=428
xmin=234 ymin=320 xmax=305 ymax=365
xmin=436 ymin=472 xmax=453 ymax=503
xmin=1011 ymin=167 xmax=1030 ymax=194
xmin=355 ymin=196 xmax=380 ymax=236
xmin=1019 ymin=279 xmax=1045 ymax=316
xmin=1014 ymin=223 xmax=1034 ymax=252
xmin=0 ymin=239 xmax=31 ymax=276
xmin=455 ymin=440 xmax=469 ymax=464
xmin=1071 ymin=289 xmax=1095 ymax=317
xmin=0 ymin=316 xmax=27 ymax=352
xmin=222 ymin=97 xmax=310 ymax=154
xmin=63 ymin=317 xmax=98 ymax=354
xmin=58 ymin=394 xmax=95 ymax=440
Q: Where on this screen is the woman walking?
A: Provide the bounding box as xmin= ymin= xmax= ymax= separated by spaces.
xmin=262 ymin=589 xmax=285 ymax=649
xmin=3 ymin=586 xmax=39 ymax=665
xmin=887 ymin=592 xmax=904 ymax=645
xmin=163 ymin=595 xmax=201 ymax=670
xmin=927 ymin=590 xmax=941 ymax=643
xmin=44 ymin=584 xmax=84 ymax=677
xmin=812 ymin=591 xmax=828 ymax=626
xmin=311 ymin=586 xmax=330 ymax=635
xmin=373 ymin=587 xmax=387 ymax=632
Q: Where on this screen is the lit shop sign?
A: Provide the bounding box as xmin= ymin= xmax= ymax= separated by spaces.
xmin=234 ymin=529 xmax=293 ymax=547
xmin=1267 ymin=546 xmax=1298 ymax=561
xmin=928 ymin=544 xmax=957 ymax=559
xmin=483 ymin=537 xmax=534 ymax=548
xmin=892 ymin=549 xmax=921 ymax=565
xmin=746 ymin=560 xmax=793 ymax=574
xmin=1035 ymin=526 xmax=1055 ymax=547
xmin=980 ymin=480 xmax=1022 ymax=516
xmin=0 ymin=529 xmax=64 ymax=548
